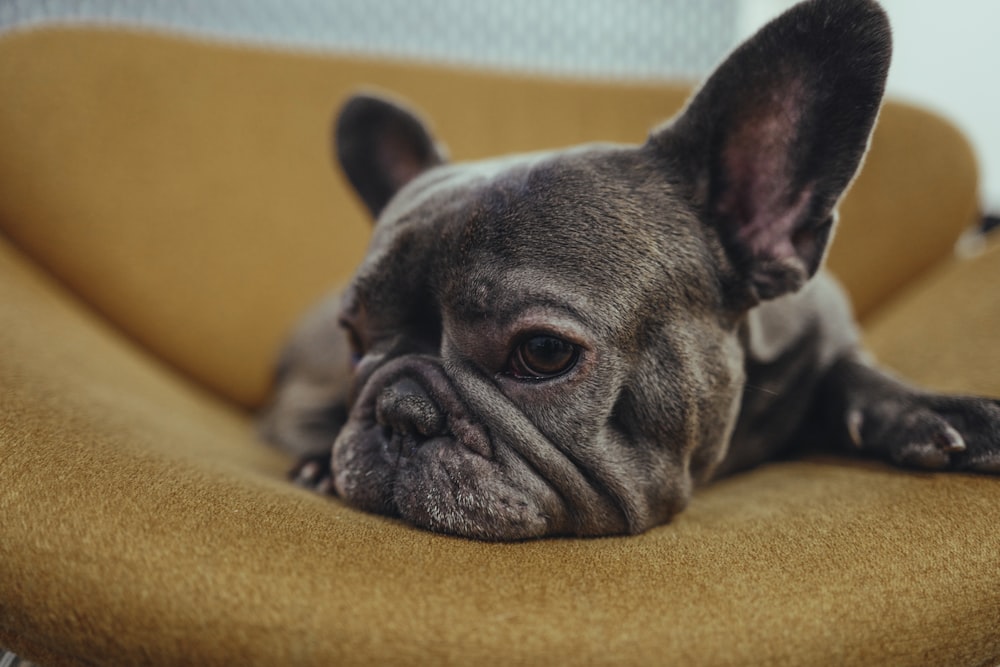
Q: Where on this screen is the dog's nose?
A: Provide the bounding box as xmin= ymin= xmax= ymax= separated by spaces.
xmin=375 ymin=377 xmax=446 ymax=444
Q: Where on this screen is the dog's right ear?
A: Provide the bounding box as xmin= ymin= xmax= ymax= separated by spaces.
xmin=334 ymin=94 xmax=446 ymax=219
xmin=650 ymin=0 xmax=890 ymax=306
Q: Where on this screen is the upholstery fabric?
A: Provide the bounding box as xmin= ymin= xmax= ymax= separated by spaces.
xmin=1 ymin=27 xmax=997 ymax=667
xmin=865 ymin=239 xmax=1000 ymax=398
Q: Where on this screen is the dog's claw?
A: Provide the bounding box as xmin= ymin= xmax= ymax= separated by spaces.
xmin=846 ymin=409 xmax=864 ymax=449
xmin=290 ymin=452 xmax=335 ymax=494
xmin=294 ymin=461 xmax=321 ymax=484
xmin=933 ymin=424 xmax=966 ymax=453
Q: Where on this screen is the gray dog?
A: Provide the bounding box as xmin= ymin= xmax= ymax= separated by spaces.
xmin=259 ymin=0 xmax=1000 ymax=540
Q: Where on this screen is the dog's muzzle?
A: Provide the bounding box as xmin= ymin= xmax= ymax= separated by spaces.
xmin=332 ymin=354 xmax=630 ymax=539
xmin=372 ymin=369 xmax=492 ymax=459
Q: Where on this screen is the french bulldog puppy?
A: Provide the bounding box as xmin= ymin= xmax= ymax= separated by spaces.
xmin=259 ymin=0 xmax=1000 ymax=540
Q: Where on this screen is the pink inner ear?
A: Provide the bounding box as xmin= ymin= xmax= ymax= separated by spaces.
xmin=378 ymin=130 xmax=426 ymax=192
xmin=718 ymin=81 xmax=813 ymax=262
xmin=739 ymin=185 xmax=813 ymax=261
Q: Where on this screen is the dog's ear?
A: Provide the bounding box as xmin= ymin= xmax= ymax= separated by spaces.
xmin=334 ymin=94 xmax=446 ymax=219
xmin=651 ymin=0 xmax=891 ymax=305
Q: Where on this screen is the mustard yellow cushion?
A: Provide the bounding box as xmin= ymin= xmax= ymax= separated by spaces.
xmin=2 ymin=230 xmax=999 ymax=665
xmin=865 ymin=238 xmax=1000 ymax=397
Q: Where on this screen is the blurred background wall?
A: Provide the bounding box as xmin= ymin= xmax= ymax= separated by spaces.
xmin=741 ymin=0 xmax=1000 ymax=218
xmin=1 ymin=0 xmax=996 ymax=214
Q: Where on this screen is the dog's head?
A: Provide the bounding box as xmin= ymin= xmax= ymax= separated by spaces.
xmin=273 ymin=0 xmax=890 ymax=539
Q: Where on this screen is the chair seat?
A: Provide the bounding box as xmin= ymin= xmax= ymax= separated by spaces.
xmin=3 ymin=233 xmax=999 ymax=666
xmin=0 ymin=25 xmax=997 ymax=667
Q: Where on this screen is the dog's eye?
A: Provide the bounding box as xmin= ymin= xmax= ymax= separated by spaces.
xmin=508 ymin=335 xmax=579 ymax=380
xmin=339 ymin=320 xmax=365 ymax=368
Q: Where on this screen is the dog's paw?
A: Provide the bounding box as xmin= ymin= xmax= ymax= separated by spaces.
xmin=290 ymin=451 xmax=336 ymax=494
xmin=846 ymin=395 xmax=1000 ymax=473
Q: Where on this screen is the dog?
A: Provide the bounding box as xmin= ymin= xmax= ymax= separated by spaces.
xmin=259 ymin=0 xmax=1000 ymax=540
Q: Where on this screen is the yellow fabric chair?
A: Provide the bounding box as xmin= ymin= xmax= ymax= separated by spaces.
xmin=1 ymin=28 xmax=998 ymax=666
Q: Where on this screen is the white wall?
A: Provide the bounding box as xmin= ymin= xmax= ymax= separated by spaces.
xmin=739 ymin=0 xmax=1000 ymax=214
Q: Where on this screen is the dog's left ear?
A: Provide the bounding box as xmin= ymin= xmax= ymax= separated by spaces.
xmin=334 ymin=93 xmax=447 ymax=219
xmin=652 ymin=0 xmax=891 ymax=304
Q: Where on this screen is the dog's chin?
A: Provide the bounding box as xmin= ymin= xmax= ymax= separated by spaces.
xmin=332 ymin=426 xmax=567 ymax=541
xmin=394 ymin=440 xmax=563 ymax=541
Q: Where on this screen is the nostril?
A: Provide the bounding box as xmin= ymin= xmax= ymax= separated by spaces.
xmin=375 ymin=378 xmax=445 ymax=440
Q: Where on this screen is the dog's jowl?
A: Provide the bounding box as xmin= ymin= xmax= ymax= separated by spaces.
xmin=259 ymin=0 xmax=1000 ymax=540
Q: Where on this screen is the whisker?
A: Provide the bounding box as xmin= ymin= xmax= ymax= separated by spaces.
xmin=744 ymin=383 xmax=779 ymax=397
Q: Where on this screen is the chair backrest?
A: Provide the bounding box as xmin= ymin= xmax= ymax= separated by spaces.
xmin=0 ymin=27 xmax=979 ymax=407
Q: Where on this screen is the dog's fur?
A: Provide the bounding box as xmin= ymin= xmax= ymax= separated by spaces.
xmin=260 ymin=0 xmax=1000 ymax=540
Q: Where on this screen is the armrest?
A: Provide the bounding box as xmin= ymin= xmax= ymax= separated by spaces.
xmin=829 ymin=101 xmax=981 ymax=320
xmin=864 ymin=233 xmax=1000 ymax=396
xmin=0 ymin=235 xmax=295 ymax=662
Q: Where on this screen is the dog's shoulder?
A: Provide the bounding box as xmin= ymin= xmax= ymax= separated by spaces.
xmin=743 ymin=269 xmax=859 ymax=370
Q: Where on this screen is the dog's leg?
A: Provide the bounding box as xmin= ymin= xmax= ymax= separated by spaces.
xmin=817 ymin=353 xmax=1000 ymax=472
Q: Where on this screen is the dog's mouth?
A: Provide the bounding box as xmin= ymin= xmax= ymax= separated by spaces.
xmin=330 ymin=356 xmax=629 ymax=540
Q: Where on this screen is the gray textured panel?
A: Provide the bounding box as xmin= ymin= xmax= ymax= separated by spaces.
xmin=0 ymin=0 xmax=738 ymax=79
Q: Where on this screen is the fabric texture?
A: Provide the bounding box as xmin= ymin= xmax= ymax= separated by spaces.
xmin=1 ymin=27 xmax=997 ymax=667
